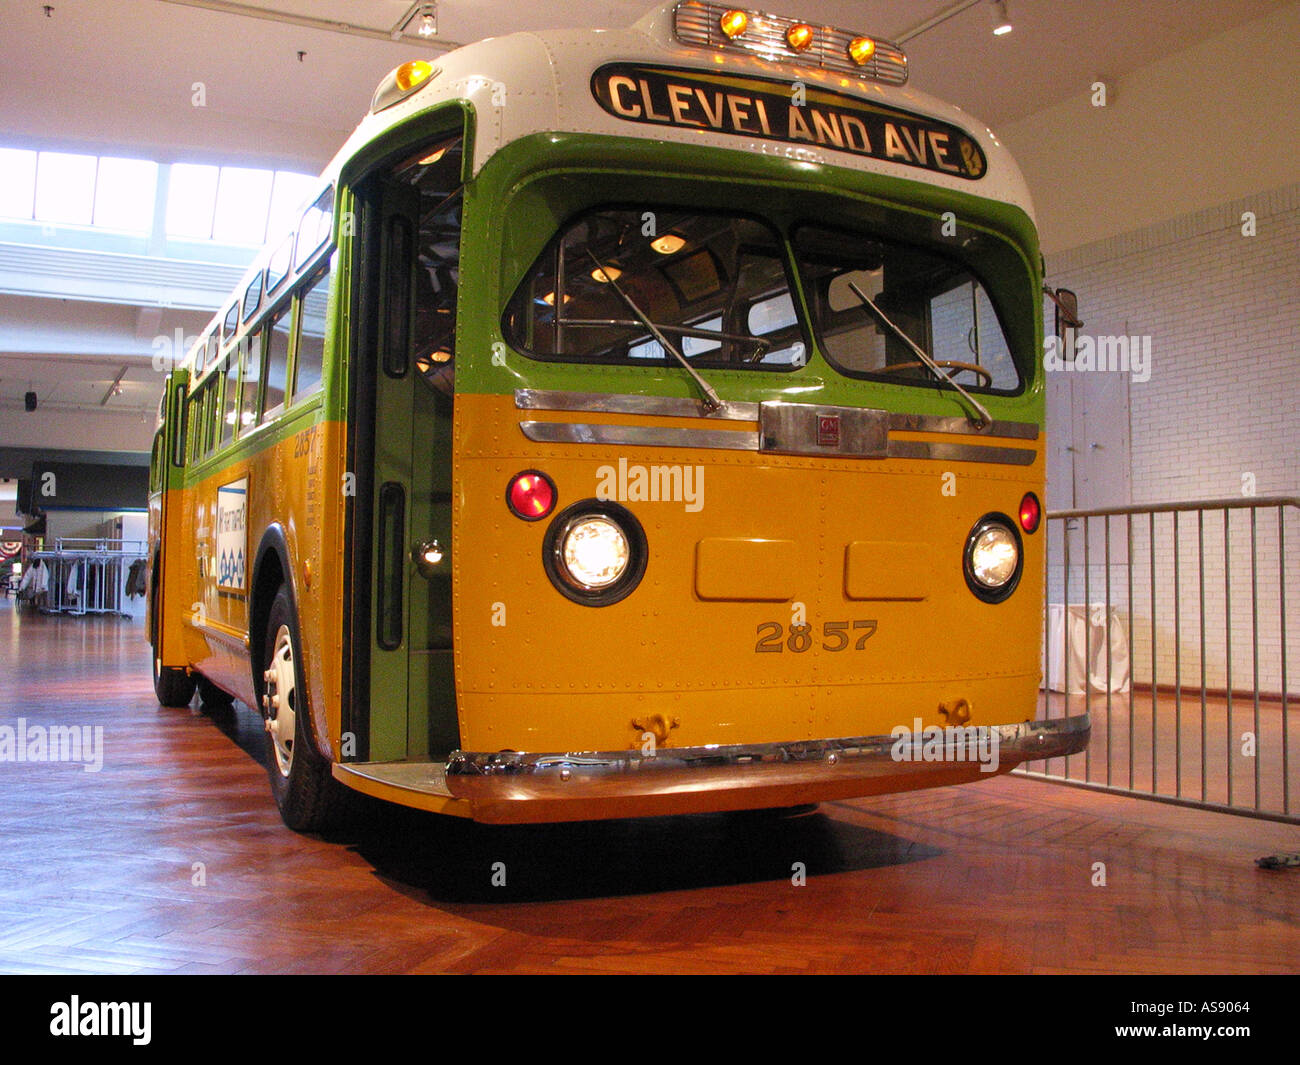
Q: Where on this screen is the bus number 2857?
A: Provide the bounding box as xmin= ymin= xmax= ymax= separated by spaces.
xmin=754 ymin=619 xmax=878 ymax=653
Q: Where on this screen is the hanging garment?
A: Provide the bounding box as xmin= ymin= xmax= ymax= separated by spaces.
xmin=125 ymin=558 xmax=148 ymax=599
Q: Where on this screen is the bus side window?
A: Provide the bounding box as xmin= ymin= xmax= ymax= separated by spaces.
xmin=150 ymin=431 xmax=164 ymax=492
xmin=295 ymin=189 xmax=333 ymax=271
xmin=186 ymin=390 xmax=202 ymax=461
xmin=222 ymin=302 xmax=239 ymax=344
xmin=170 ymin=383 xmax=187 ymax=468
xmin=262 ymin=303 xmax=291 ymax=420
xmin=292 ymin=267 xmax=328 ymax=400
xmin=238 ymin=335 xmax=261 ymax=434
xmin=205 ymin=378 xmax=219 ymax=457
xmin=219 ymin=352 xmax=238 ymax=448
xmin=242 ymin=272 xmax=263 ymax=324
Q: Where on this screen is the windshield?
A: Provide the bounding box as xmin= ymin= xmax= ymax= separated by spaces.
xmin=503 ymin=208 xmax=806 ymax=370
xmin=503 ymin=208 xmax=1022 ymax=392
xmin=792 ymin=225 xmax=1020 ymax=392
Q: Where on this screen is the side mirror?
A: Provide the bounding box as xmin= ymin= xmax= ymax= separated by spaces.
xmin=1045 ymin=286 xmax=1081 ymax=362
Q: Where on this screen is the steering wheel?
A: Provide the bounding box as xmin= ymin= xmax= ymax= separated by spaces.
xmin=878 ymin=360 xmax=993 ymax=387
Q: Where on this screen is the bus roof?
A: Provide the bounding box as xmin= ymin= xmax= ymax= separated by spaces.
xmin=327 ymin=1 xmax=1035 ymax=221
xmin=180 ymin=2 xmax=1038 ymax=383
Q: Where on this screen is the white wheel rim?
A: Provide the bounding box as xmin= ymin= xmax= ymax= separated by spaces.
xmin=266 ymin=624 xmax=297 ymax=777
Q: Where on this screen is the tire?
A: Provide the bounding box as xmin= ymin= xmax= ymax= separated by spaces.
xmin=150 ymin=558 xmax=195 ymax=708
xmin=261 ymin=585 xmax=345 ymax=832
xmin=196 ymin=673 xmax=235 ymax=710
xmin=153 ymin=652 xmax=196 ymax=708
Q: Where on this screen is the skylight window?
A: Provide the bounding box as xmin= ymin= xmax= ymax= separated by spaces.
xmin=1 ymin=145 xmax=313 ymax=246
xmin=34 ymin=152 xmax=98 ymax=225
xmin=0 ymin=149 xmax=38 ymax=220
xmin=212 ymin=166 xmax=273 ymax=245
xmin=166 ymin=164 xmax=314 ymax=245
xmin=0 ymin=148 xmax=157 ymax=233
xmin=166 ymin=163 xmax=220 ymax=239
xmin=267 ymin=171 xmax=318 ymax=240
xmin=92 ymin=157 xmax=158 ymax=232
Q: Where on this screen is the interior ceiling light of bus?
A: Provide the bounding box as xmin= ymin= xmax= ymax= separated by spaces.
xmin=673 ymin=1 xmax=908 ymax=85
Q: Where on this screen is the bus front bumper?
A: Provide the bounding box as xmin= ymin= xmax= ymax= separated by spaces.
xmin=443 ymin=714 xmax=1090 ymax=824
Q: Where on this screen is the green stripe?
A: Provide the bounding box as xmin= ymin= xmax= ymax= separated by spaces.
xmin=452 ymin=131 xmax=1043 ymax=426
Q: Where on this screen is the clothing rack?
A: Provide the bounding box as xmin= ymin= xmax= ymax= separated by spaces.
xmin=25 ymin=539 xmax=148 ymax=617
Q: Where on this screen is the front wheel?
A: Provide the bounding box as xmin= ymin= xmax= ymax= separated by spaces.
xmin=261 ymin=585 xmax=345 ymax=832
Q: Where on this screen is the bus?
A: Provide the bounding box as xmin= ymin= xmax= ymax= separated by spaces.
xmin=148 ymin=0 xmax=1090 ymax=831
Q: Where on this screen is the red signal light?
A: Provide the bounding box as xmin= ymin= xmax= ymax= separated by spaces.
xmin=1019 ymin=492 xmax=1041 ymax=533
xmin=507 ymin=471 xmax=556 ymax=521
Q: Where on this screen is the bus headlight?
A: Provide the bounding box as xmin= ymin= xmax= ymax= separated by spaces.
xmin=543 ymin=501 xmax=647 ymax=606
xmin=562 ymin=517 xmax=628 ymax=588
xmin=963 ymin=514 xmax=1023 ymax=603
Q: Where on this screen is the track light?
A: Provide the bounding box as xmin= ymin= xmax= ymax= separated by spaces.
xmin=990 ymin=0 xmax=1013 ymax=36
xmin=391 ymin=2 xmax=437 ymax=41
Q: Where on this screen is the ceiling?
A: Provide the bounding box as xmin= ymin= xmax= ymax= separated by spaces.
xmin=0 ymin=0 xmax=1289 ymax=168
xmin=0 ymin=0 xmax=1292 ymax=451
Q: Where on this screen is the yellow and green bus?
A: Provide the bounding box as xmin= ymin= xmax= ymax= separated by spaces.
xmin=148 ymin=1 xmax=1090 ymax=830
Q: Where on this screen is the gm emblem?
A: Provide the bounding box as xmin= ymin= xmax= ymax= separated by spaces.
xmin=817 ymin=413 xmax=841 ymax=448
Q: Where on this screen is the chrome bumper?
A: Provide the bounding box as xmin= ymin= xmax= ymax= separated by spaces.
xmin=444 ymin=715 xmax=1091 ymax=824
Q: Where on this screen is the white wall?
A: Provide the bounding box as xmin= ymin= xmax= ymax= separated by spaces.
xmin=1043 ymin=184 xmax=1299 ymax=693
xmin=999 ymin=2 xmax=1300 ymax=256
xmin=1020 ymin=4 xmax=1300 ymax=696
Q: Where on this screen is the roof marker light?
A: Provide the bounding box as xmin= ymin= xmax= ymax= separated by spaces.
xmin=786 ymin=24 xmax=814 ymax=52
xmin=719 ymin=9 xmax=748 ymax=38
xmin=395 ymin=60 xmax=434 ymax=92
xmin=372 ymin=58 xmax=439 ymax=112
xmin=848 ymin=36 xmax=876 ymax=64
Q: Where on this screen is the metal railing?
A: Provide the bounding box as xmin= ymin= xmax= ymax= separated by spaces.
xmin=1018 ymin=496 xmax=1298 ymax=825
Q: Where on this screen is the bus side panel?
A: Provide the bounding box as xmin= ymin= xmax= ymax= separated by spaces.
xmin=182 ymin=413 xmax=343 ymax=757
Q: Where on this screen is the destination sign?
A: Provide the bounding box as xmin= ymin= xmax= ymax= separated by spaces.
xmin=591 ymin=63 xmax=986 ymax=180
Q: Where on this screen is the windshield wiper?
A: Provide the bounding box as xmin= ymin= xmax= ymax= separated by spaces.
xmin=584 ymin=253 xmax=723 ymax=413
xmin=847 ymin=281 xmax=992 ymax=430
xmin=556 ymin=318 xmax=772 ymax=362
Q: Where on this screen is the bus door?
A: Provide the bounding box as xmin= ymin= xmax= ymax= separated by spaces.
xmin=364 ymin=136 xmax=464 ymax=764
xmin=150 ymin=368 xmax=196 ymax=703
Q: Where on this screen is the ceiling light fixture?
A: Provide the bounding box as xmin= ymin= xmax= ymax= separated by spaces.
xmin=392 ymin=1 xmax=437 ymax=41
xmin=990 ymin=0 xmax=1013 ymax=36
xmin=155 ymin=2 xmax=464 ymax=51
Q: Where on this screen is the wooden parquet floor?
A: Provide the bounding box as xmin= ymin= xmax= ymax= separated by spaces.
xmin=1 ymin=599 xmax=1297 ymax=974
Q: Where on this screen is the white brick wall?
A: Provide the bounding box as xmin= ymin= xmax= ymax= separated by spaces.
xmin=1044 ymin=183 xmax=1300 ymax=694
